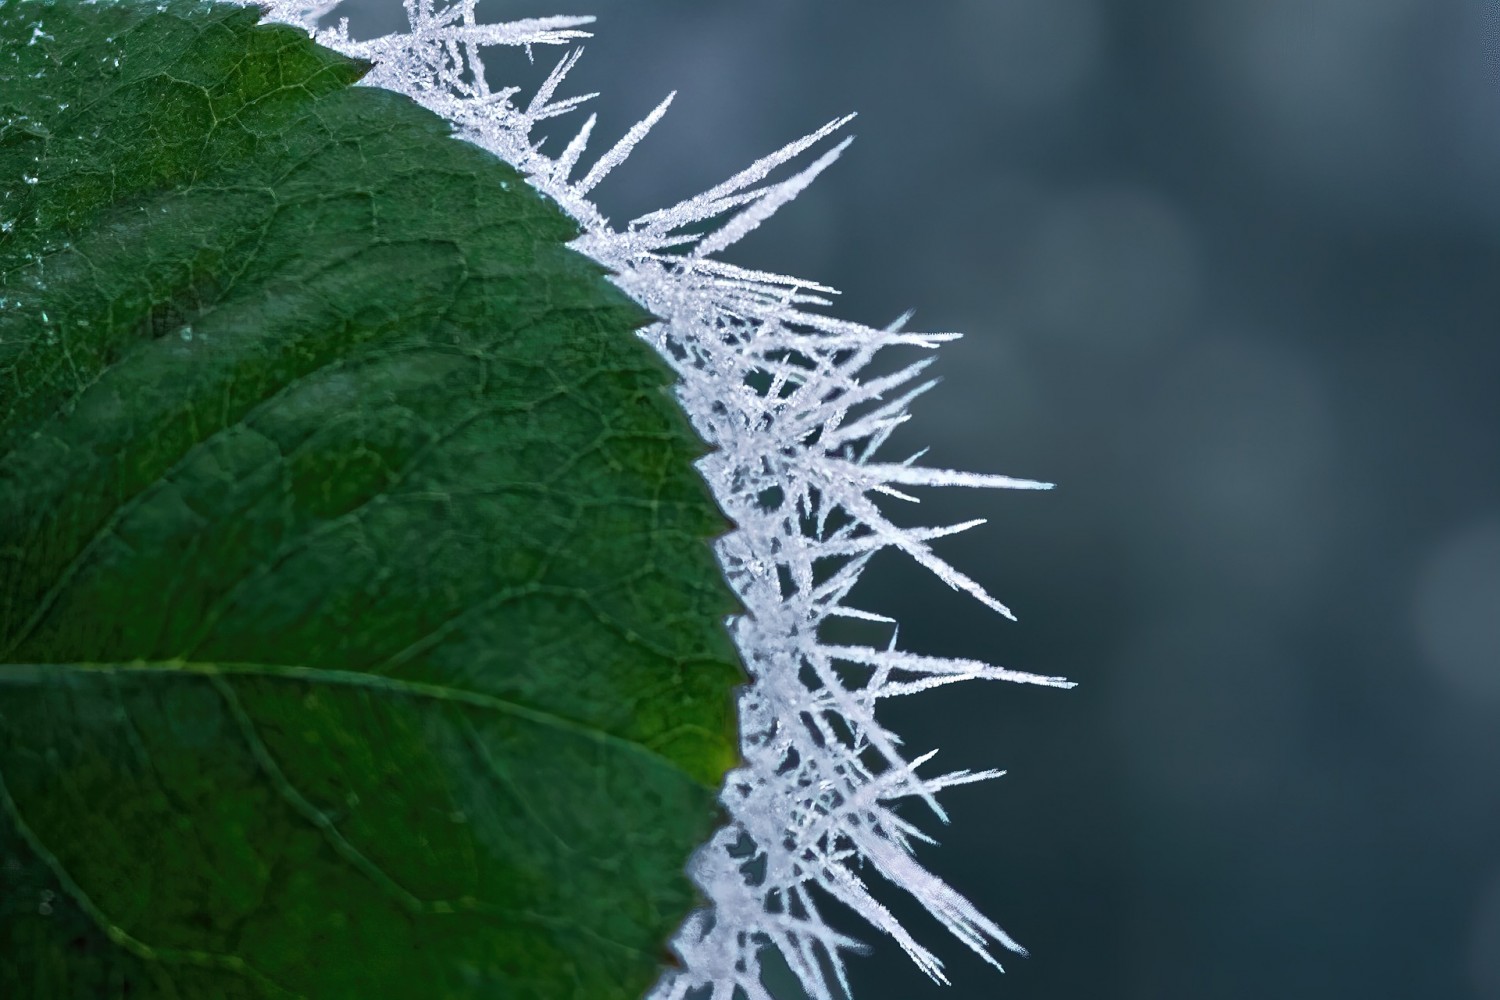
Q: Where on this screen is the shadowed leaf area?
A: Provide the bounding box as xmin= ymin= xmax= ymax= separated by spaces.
xmin=0 ymin=1 xmax=742 ymax=996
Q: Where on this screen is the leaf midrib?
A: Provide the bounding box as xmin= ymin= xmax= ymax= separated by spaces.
xmin=0 ymin=659 xmax=707 ymax=785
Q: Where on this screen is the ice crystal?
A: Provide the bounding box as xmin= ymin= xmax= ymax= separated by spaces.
xmin=244 ymin=2 xmax=1074 ymax=996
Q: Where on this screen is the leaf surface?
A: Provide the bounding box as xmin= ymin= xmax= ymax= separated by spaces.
xmin=0 ymin=2 xmax=741 ymax=996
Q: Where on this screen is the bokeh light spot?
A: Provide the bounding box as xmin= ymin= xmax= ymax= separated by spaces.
xmin=1414 ymin=516 xmax=1500 ymax=702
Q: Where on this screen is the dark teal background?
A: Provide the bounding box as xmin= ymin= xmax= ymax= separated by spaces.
xmin=342 ymin=2 xmax=1500 ymax=997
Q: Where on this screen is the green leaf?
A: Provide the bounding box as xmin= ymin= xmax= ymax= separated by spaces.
xmin=0 ymin=1 xmax=742 ymax=997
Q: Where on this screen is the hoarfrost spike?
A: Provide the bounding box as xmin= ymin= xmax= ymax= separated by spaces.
xmin=236 ymin=3 xmax=1074 ymax=998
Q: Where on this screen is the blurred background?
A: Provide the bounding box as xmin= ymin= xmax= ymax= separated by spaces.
xmin=350 ymin=1 xmax=1500 ymax=996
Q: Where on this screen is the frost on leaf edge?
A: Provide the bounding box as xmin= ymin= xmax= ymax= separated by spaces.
xmin=232 ymin=3 xmax=1074 ymax=998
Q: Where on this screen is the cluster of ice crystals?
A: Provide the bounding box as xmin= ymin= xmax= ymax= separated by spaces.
xmin=249 ymin=2 xmax=1073 ymax=997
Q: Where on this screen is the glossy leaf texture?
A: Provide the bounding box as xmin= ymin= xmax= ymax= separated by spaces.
xmin=0 ymin=1 xmax=742 ymax=997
